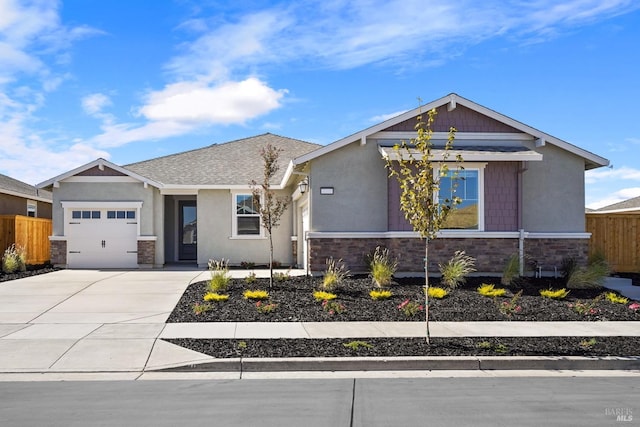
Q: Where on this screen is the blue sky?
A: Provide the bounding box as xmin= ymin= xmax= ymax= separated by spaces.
xmin=1 ymin=0 xmax=639 ymax=208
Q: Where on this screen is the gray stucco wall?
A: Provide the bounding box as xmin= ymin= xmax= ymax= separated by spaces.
xmin=52 ymin=182 xmax=157 ymax=236
xmin=309 ymin=140 xmax=388 ymax=232
xmin=197 ymin=189 xmax=295 ymax=266
xmin=521 ymin=143 xmax=586 ymax=232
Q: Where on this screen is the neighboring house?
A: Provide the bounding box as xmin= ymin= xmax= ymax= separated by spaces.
xmin=592 ymin=196 xmax=640 ymax=213
xmin=0 ymin=173 xmax=52 ymax=218
xmin=37 ymin=94 xmax=609 ymax=273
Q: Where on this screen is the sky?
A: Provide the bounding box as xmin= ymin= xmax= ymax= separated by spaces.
xmin=1 ymin=0 xmax=640 ymax=209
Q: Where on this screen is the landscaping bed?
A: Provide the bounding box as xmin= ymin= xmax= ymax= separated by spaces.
xmin=0 ymin=264 xmax=58 ymax=283
xmin=166 ymin=275 xmax=640 ymax=323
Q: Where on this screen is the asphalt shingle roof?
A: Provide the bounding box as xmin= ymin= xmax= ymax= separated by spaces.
xmin=596 ymin=196 xmax=640 ymax=212
xmin=125 ymin=133 xmax=321 ymax=186
xmin=0 ymin=173 xmax=52 ymax=201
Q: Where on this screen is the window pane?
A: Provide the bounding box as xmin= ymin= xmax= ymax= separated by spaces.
xmin=237 ymin=217 xmax=260 ymax=235
xmin=116 ymin=211 xmax=125 ymax=219
xmin=107 ymin=211 xmax=116 ymax=219
xmin=441 ymin=169 xmax=479 ymax=230
xmin=72 ymin=211 xmax=81 ymax=219
xmin=126 ymin=211 xmax=135 ymax=219
xmin=82 ymin=211 xmax=91 ymax=219
xmin=91 ymin=211 xmax=100 ymax=219
xmin=236 ymin=195 xmax=257 ymax=214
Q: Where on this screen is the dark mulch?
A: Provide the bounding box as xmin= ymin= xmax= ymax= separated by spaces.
xmin=0 ymin=265 xmax=58 ymax=282
xmin=165 ymin=336 xmax=640 ymax=358
xmin=166 ymin=275 xmax=640 ymax=323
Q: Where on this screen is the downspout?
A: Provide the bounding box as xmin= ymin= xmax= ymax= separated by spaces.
xmin=519 ymin=229 xmax=525 ymax=276
xmin=517 ymin=161 xmax=528 ymax=276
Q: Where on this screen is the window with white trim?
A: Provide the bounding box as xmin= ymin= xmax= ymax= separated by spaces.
xmin=27 ymin=201 xmax=37 ymax=217
xmin=232 ymin=194 xmax=261 ymax=237
xmin=437 ymin=165 xmax=484 ymax=231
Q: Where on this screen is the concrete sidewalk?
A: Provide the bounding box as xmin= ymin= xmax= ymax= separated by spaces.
xmin=0 ymin=269 xmax=638 ymax=377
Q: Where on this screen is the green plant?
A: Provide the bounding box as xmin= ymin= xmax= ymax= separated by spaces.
xmin=208 ymin=258 xmax=231 ymax=292
xmin=369 ymin=246 xmax=397 ymax=288
xmin=501 ymin=254 xmax=520 ymax=286
xmin=477 ymin=283 xmax=506 ymax=298
xmin=322 ymin=300 xmax=346 ymax=315
xmin=604 ymin=292 xmax=629 ymax=304
xmin=192 ymin=302 xmax=213 ymax=315
xmin=539 ymin=288 xmax=570 ymax=300
xmin=369 ymin=289 xmax=393 ymax=300
xmin=343 ymin=341 xmax=374 ymax=351
xmin=240 ymin=261 xmax=255 ymax=269
xmin=313 ymin=291 xmax=337 ymax=302
xmin=579 ymin=338 xmax=597 ymax=350
xmin=243 ymin=289 xmax=270 ymax=300
xmin=426 ymin=287 xmax=448 ymax=299
xmin=2 ymin=244 xmax=26 ymax=274
xmin=476 ymin=341 xmax=492 ymax=350
xmin=322 ymin=258 xmax=350 ymax=291
xmin=274 ymin=269 xmax=291 ymax=282
xmin=568 ymin=294 xmax=604 ymax=316
xmin=494 ymin=343 xmax=509 ymax=354
xmin=498 ymin=290 xmax=523 ymax=318
xmin=438 ymin=250 xmax=476 ymax=289
xmin=245 ymin=272 xmax=257 ymax=284
xmin=203 ymin=292 xmax=229 ymax=302
xmin=564 ymin=254 xmax=610 ymax=289
xmin=255 ymin=301 xmax=278 ymax=313
xmin=397 ymin=299 xmax=423 ymax=317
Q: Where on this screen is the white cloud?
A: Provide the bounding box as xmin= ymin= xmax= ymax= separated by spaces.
xmin=82 ymin=93 xmax=112 ymax=115
xmin=585 ymin=165 xmax=640 ymax=184
xmin=586 ymin=187 xmax=640 ymax=209
xmin=370 ymin=110 xmax=409 ymax=123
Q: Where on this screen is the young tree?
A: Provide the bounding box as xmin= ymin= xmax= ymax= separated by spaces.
xmin=384 ymin=108 xmax=463 ymax=344
xmin=251 ymin=144 xmax=290 ymax=289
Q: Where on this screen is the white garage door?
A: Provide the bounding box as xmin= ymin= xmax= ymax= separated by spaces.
xmin=66 ymin=208 xmax=138 ymax=268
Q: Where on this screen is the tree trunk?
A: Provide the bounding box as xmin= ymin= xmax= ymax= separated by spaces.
xmin=269 ymin=233 xmax=274 ymax=290
xmin=424 ymin=238 xmax=430 ymax=345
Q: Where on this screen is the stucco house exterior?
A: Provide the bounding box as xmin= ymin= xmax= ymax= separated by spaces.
xmin=1 ymin=173 xmax=52 ymax=218
xmin=37 ymin=93 xmax=608 ymax=273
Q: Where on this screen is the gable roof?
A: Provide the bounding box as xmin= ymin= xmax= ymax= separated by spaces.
xmin=595 ymin=196 xmax=640 ymax=213
xmin=293 ymin=93 xmax=609 ymax=170
xmin=125 ymin=133 xmax=320 ymax=187
xmin=0 ymin=173 xmax=52 ymax=203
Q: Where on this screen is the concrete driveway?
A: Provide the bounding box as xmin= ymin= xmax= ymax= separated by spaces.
xmin=0 ymin=269 xmax=215 ymax=375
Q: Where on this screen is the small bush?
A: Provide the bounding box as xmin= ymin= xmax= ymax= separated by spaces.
xmin=539 ymin=288 xmax=570 ymax=300
xmin=240 ymin=261 xmax=255 ymax=269
xmin=243 ymin=289 xmax=270 ymax=300
xmin=245 ymin=272 xmax=257 ymax=284
xmin=204 ymin=292 xmax=229 ymax=302
xmin=313 ymin=291 xmax=337 ymax=302
xmin=477 ymin=283 xmax=506 ymax=298
xmin=397 ymin=299 xmax=423 ymax=317
xmin=501 ymin=254 xmax=520 ymax=286
xmin=369 ymin=289 xmax=393 ymax=300
xmin=2 ymin=244 xmax=26 ymax=274
xmin=274 ymin=269 xmax=291 ymax=282
xmin=564 ymin=254 xmax=610 ymax=289
xmin=568 ymin=293 xmax=604 ymax=316
xmin=427 ymin=287 xmax=449 ymax=299
xmin=439 ymin=250 xmax=476 ymax=289
xmin=604 ymin=292 xmax=629 ymax=304
xmin=255 ymin=301 xmax=278 ymax=313
xmin=322 ymin=258 xmax=350 ymax=291
xmin=322 ymin=300 xmax=346 ymax=315
xmin=192 ymin=302 xmax=213 ymax=315
xmin=579 ymin=338 xmax=597 ymax=350
xmin=498 ymin=290 xmax=523 ymax=318
xmin=208 ymin=258 xmax=231 ymax=292
xmin=369 ymin=246 xmax=397 ymax=288
xmin=343 ymin=341 xmax=373 ymax=351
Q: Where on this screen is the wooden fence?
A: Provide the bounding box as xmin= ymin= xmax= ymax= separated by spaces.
xmin=586 ymin=212 xmax=639 ymax=273
xmin=0 ymin=215 xmax=52 ymax=265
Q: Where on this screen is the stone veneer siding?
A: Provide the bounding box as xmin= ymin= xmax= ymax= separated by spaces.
xmin=50 ymin=240 xmax=67 ymax=266
xmin=308 ymin=236 xmax=588 ymax=274
xmin=137 ymin=240 xmax=155 ymax=266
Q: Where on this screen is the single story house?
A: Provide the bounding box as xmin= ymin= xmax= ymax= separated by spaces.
xmin=37 ymin=93 xmax=609 ymax=274
xmin=1 ymin=173 xmax=52 ymax=218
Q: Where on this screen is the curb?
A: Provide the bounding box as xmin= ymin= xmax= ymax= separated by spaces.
xmin=155 ymin=355 xmax=640 ymax=373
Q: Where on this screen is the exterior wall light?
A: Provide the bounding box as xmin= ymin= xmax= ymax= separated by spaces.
xmin=298 ymin=177 xmax=309 ymax=194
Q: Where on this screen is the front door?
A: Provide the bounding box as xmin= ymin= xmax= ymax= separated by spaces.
xmin=178 ymin=201 xmax=197 ymax=261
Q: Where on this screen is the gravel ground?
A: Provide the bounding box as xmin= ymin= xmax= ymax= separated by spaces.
xmin=165 ymin=274 xmax=640 ymax=358
xmin=0 ymin=265 xmax=58 ymax=282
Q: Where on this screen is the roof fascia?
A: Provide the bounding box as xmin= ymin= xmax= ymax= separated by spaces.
xmin=0 ymin=188 xmax=52 ymax=203
xmin=36 ymin=158 xmax=162 ymax=189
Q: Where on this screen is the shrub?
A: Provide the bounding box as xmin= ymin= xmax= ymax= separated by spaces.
xmin=243 ymin=289 xmax=270 ymax=300
xmin=564 ymin=254 xmax=610 ymax=289
xmin=208 ymin=258 xmax=231 ymax=292
xmin=501 ymin=254 xmax=520 ymax=286
xmin=568 ymin=293 xmax=604 ymax=316
xmin=477 ymin=283 xmax=506 ymax=298
xmin=2 ymin=244 xmax=26 ymax=274
xmin=322 ymin=300 xmax=346 ymax=315
xmin=604 ymin=292 xmax=629 ymax=304
xmin=439 ymin=250 xmax=476 ymax=289
xmin=397 ymin=299 xmax=423 ymax=317
xmin=322 ymin=258 xmax=350 ymax=291
xmin=426 ymin=287 xmax=448 ymax=299
xmin=313 ymin=291 xmax=337 ymax=302
xmin=274 ymin=269 xmax=291 ymax=282
xmin=192 ymin=302 xmax=213 ymax=315
xmin=204 ymin=292 xmax=229 ymax=302
xmin=343 ymin=341 xmax=373 ymax=351
xmin=498 ymin=290 xmax=523 ymax=318
xmin=255 ymin=301 xmax=278 ymax=313
xmin=369 ymin=246 xmax=397 ymax=288
xmin=369 ymin=289 xmax=393 ymax=300
xmin=240 ymin=261 xmax=255 ymax=269
xmin=579 ymin=338 xmax=597 ymax=350
xmin=539 ymin=288 xmax=570 ymax=300
xmin=245 ymin=272 xmax=257 ymax=285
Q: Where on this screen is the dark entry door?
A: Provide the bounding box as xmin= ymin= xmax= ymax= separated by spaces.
xmin=178 ymin=201 xmax=197 ymax=261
